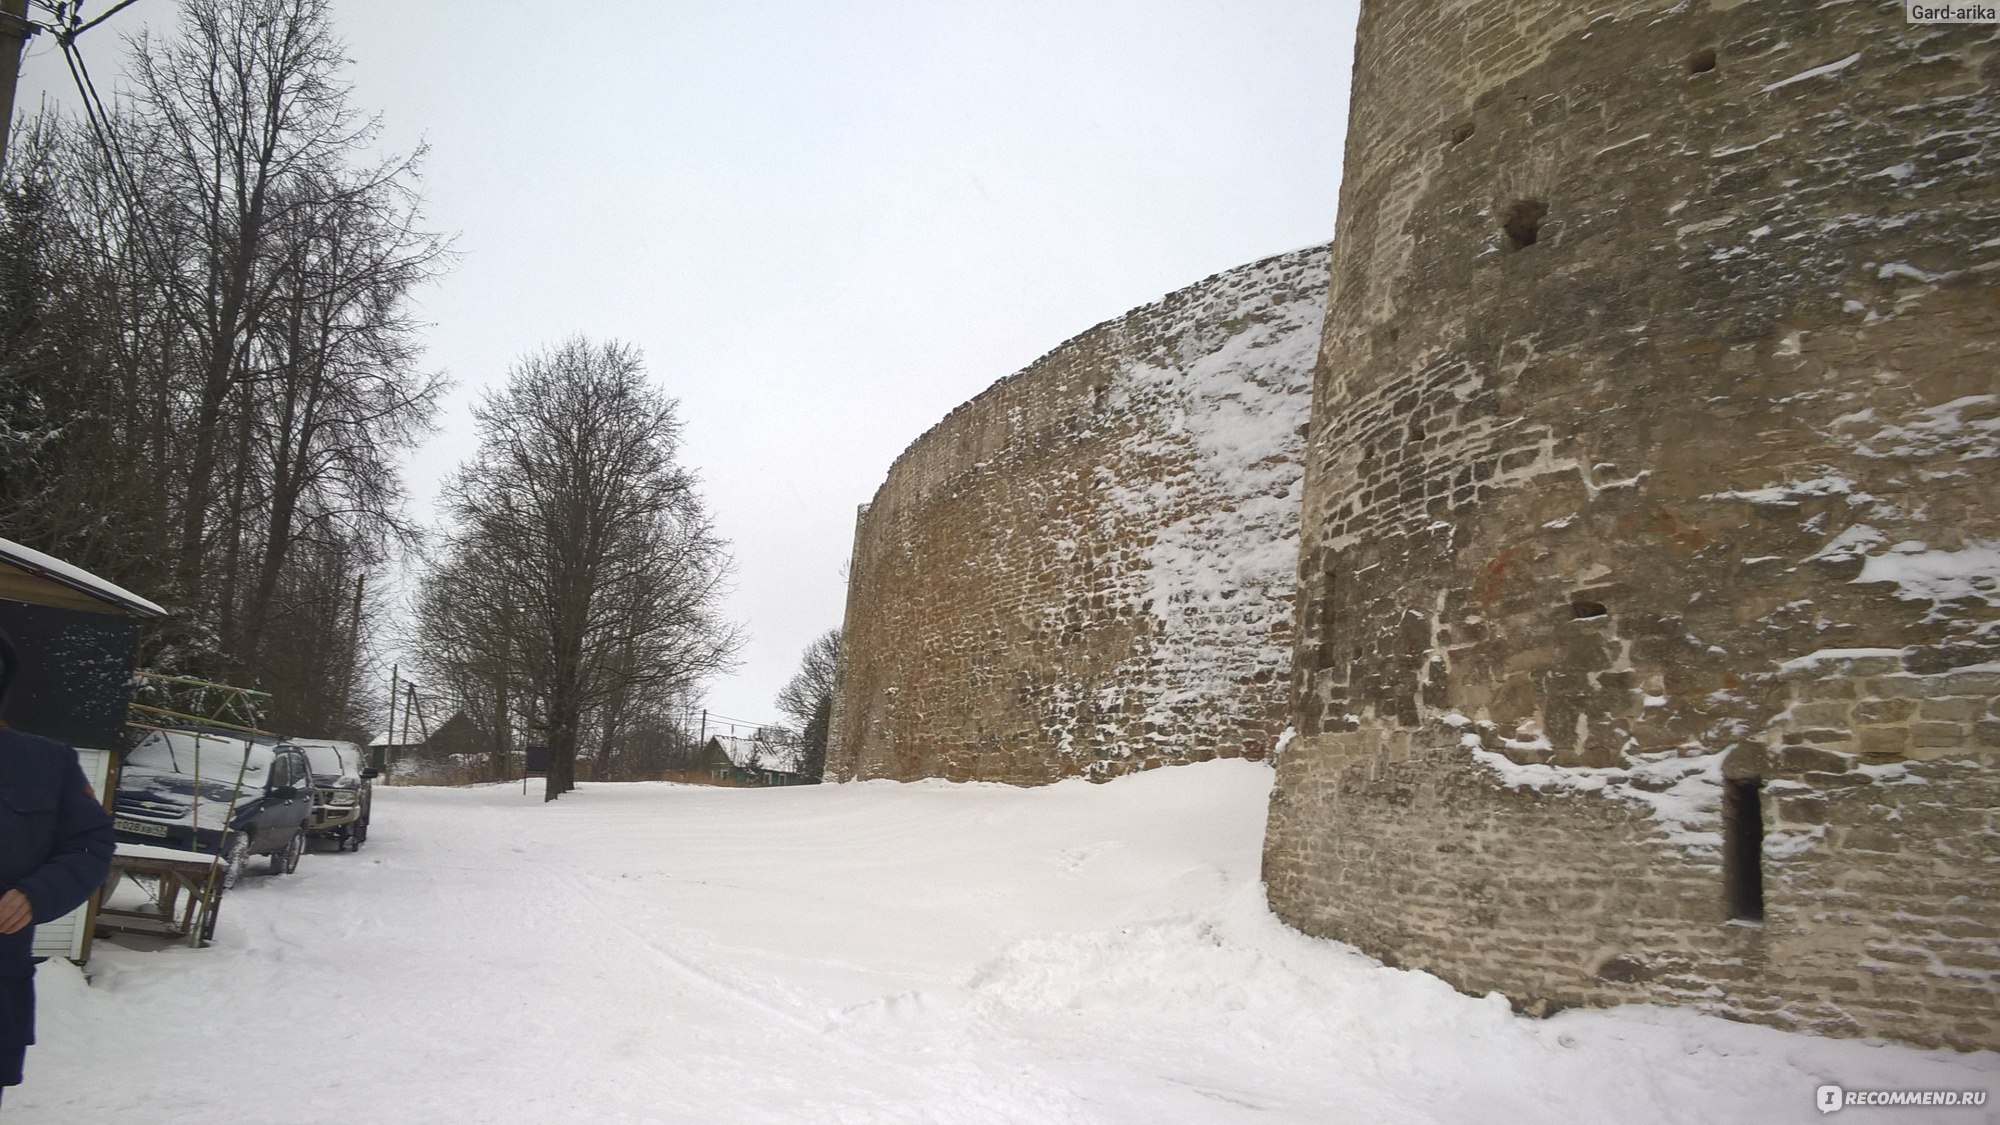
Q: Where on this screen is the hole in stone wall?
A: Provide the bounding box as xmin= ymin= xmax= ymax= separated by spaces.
xmin=1502 ymin=200 xmax=1547 ymax=252
xmin=1448 ymin=119 xmax=1475 ymax=146
xmin=1569 ymin=600 xmax=1608 ymax=619
xmin=1723 ymin=777 xmax=1765 ymax=922
xmin=1687 ymin=47 xmax=1717 ymax=75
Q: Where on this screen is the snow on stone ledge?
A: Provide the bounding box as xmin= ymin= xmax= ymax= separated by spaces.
xmin=1454 ymin=719 xmax=1729 ymax=852
xmin=1855 ymin=539 xmax=2000 ymax=613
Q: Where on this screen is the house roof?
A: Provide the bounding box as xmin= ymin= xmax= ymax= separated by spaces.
xmin=0 ymin=537 xmax=168 ymax=618
xmin=371 ymin=711 xmax=466 ymax=747
xmin=706 ymin=733 xmax=802 ymax=774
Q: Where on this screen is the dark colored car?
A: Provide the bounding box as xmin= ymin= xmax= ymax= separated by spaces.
xmin=112 ymin=729 xmax=314 ymax=887
xmin=294 ymin=739 xmax=376 ymax=851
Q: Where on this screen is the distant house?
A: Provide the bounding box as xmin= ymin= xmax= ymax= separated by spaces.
xmin=376 ymin=712 xmax=493 ymax=783
xmin=664 ymin=735 xmax=813 ymax=788
xmin=0 ymin=536 xmax=168 ymax=963
xmin=372 ymin=711 xmax=483 ymax=762
xmin=424 ymin=713 xmax=485 ymax=759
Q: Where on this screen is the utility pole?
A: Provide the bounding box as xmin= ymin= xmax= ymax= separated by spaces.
xmin=386 ymin=663 xmax=400 ymax=772
xmin=0 ymin=0 xmax=35 ymax=170
xmin=407 ymin=682 xmax=431 ymax=744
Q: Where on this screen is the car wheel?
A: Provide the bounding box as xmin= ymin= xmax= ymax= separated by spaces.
xmin=351 ymin=819 xmax=367 ymax=849
xmin=222 ymin=833 xmax=251 ymax=890
xmin=270 ymin=828 xmax=304 ymax=875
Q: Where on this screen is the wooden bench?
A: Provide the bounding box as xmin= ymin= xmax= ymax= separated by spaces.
xmin=96 ymin=842 xmax=227 ymax=947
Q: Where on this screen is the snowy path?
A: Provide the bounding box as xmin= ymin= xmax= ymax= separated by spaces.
xmin=17 ymin=761 xmax=1999 ymax=1123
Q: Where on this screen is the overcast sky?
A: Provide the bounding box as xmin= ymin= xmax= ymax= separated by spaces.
xmin=22 ymin=0 xmax=1358 ymax=734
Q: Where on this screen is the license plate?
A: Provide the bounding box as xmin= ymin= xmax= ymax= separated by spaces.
xmin=115 ymin=818 xmax=170 ymax=838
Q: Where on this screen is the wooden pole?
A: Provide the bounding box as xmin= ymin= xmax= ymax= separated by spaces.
xmin=0 ymin=0 xmax=34 ymax=171
xmin=386 ymin=663 xmax=399 ymax=774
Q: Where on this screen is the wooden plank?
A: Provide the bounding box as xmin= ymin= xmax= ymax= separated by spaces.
xmin=33 ymin=747 xmax=113 ymax=962
xmin=0 ymin=563 xmax=118 ymax=615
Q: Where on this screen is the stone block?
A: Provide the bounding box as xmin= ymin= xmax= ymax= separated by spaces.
xmin=1776 ymin=796 xmax=1831 ymax=825
xmin=1854 ymin=727 xmax=1910 ymax=755
xmin=1910 ymin=722 xmax=1969 ymax=749
xmin=1916 ymin=697 xmax=1983 ymax=723
xmin=1781 ymin=698 xmax=1850 ymax=727
xmin=1852 ymin=699 xmax=1916 ymax=725
xmin=1942 ymin=672 xmax=2000 ymax=696
xmin=1774 ymin=745 xmax=1852 ymax=774
xmin=1865 ymin=677 xmax=1930 ymax=700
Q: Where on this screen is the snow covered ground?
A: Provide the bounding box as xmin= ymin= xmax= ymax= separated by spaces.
xmin=17 ymin=760 xmax=1997 ymax=1123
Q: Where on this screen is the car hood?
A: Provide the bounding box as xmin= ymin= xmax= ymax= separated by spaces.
xmin=115 ymin=765 xmax=257 ymax=828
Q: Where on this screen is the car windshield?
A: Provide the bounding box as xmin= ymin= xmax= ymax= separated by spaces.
xmin=126 ymin=730 xmax=274 ymax=783
xmin=296 ymin=741 xmax=349 ymax=777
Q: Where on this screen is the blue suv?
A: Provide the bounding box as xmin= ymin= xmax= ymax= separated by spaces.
xmin=113 ymin=729 xmax=314 ymax=887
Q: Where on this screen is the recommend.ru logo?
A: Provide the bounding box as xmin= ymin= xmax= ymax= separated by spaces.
xmin=1815 ymin=1083 xmax=1990 ymax=1112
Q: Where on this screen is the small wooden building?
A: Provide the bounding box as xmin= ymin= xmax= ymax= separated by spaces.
xmin=0 ymin=537 xmax=167 ymax=962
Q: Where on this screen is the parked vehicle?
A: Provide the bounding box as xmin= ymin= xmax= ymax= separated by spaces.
xmin=294 ymin=739 xmax=376 ymax=851
xmin=112 ymin=729 xmax=314 ymax=887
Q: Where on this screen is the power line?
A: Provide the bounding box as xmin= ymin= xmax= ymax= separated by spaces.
xmin=56 ymin=0 xmax=141 ymax=41
xmin=700 ymin=712 xmax=783 ymax=730
xmin=55 ymin=27 xmax=171 ymax=291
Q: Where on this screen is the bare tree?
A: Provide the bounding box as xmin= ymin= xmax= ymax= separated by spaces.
xmin=775 ymin=628 xmax=839 ymax=782
xmin=231 ymin=163 xmax=449 ymax=661
xmin=119 ymin=0 xmax=365 ymax=597
xmin=1 ymin=0 xmax=446 ymax=729
xmin=416 ymin=337 xmax=741 ymax=800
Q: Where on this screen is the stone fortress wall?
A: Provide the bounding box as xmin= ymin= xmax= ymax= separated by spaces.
xmin=1264 ymin=0 xmax=2000 ymax=1050
xmin=827 ymin=246 xmax=1328 ymax=784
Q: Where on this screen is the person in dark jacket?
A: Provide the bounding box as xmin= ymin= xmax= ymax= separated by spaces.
xmin=0 ymin=628 xmax=116 ymax=1104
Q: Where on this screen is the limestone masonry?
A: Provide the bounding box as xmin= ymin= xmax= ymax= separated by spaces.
xmin=1264 ymin=0 xmax=2000 ymax=1049
xmin=828 ymin=246 xmax=1328 ymax=784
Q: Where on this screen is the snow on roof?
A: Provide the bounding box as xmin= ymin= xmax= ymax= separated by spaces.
xmin=708 ymin=733 xmax=802 ymax=773
xmin=0 ymin=536 xmax=167 ymax=617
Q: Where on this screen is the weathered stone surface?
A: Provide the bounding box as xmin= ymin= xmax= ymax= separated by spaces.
xmin=1265 ymin=0 xmax=2000 ymax=1051
xmin=829 ymin=247 xmax=1328 ymax=783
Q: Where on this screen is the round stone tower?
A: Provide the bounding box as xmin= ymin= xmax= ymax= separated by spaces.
xmin=1265 ymin=0 xmax=1999 ymax=1049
